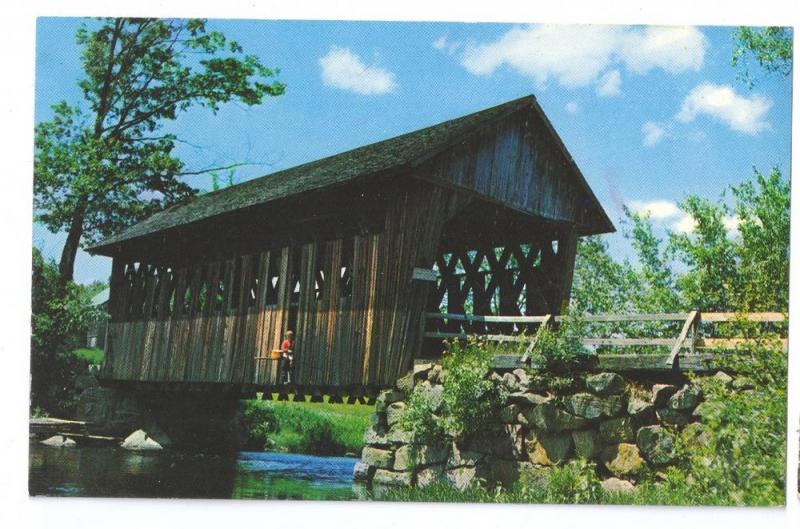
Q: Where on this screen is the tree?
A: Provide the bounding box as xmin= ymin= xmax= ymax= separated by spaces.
xmin=35 ymin=18 xmax=285 ymax=281
xmin=31 ymin=247 xmax=103 ymax=413
xmin=570 ymin=236 xmax=640 ymax=314
xmin=732 ymin=26 xmax=793 ymax=88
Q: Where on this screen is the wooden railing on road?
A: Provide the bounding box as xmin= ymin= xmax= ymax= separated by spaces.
xmin=422 ymin=311 xmax=787 ymax=370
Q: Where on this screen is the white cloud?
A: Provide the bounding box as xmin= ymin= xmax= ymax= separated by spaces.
xmin=627 ymin=199 xmax=680 ymax=220
xmin=628 ymin=199 xmax=741 ymax=235
xmin=676 ymin=82 xmax=772 ymax=134
xmin=617 ymin=26 xmax=708 ymax=74
xmin=565 ymin=101 xmax=580 ymax=114
xmin=433 ymin=35 xmax=461 ymax=55
xmin=459 ymin=25 xmax=707 ymax=90
xmin=722 ymin=216 xmax=741 ymax=232
xmin=641 ymin=121 xmax=667 ymax=147
xmin=319 ymin=46 xmax=397 ymax=95
xmin=597 ymin=69 xmax=621 ymax=97
xmin=671 ymin=214 xmax=698 ymax=233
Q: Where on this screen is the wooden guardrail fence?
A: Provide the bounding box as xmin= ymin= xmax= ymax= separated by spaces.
xmin=422 ymin=311 xmax=787 ymax=371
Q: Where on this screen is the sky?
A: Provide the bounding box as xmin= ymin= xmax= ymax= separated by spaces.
xmin=33 ymin=18 xmax=793 ymax=285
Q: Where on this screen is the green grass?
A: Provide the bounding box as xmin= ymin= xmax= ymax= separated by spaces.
xmin=380 ymin=462 xmax=781 ymax=507
xmin=70 ymin=347 xmax=105 ymax=365
xmin=242 ymin=396 xmax=373 ymax=456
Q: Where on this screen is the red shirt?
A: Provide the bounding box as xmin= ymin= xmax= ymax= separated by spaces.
xmin=281 ymin=339 xmax=294 ymax=352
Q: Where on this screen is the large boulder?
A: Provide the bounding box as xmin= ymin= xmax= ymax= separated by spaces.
xmin=41 ymin=435 xmax=77 ymax=448
xmin=395 ymin=372 xmax=415 ymax=394
xmin=601 ymin=477 xmax=635 ymax=494
xmin=120 ymin=429 xmax=167 ymax=451
xmin=427 ymin=365 xmax=444 ymax=384
xmin=627 ymin=398 xmax=655 ymax=422
xmin=416 ymin=444 xmax=450 ymax=467
xmin=563 ymin=393 xmax=625 ymax=420
xmin=572 ymin=430 xmax=600 ymax=459
xmin=363 ymin=425 xmax=390 ymax=446
xmin=508 ymin=392 xmax=551 ymax=407
xmin=385 ymin=402 xmax=407 ymax=428
xmin=372 ymin=469 xmax=412 ymax=487
xmin=448 ymin=442 xmax=486 ymax=469
xmin=512 ymin=368 xmax=531 ymax=389
xmin=393 ymin=445 xmax=414 ymax=471
xmin=501 ymin=372 xmax=522 ymax=393
xmin=525 ymin=402 xmax=588 ymax=432
xmin=375 ymin=389 xmax=405 ymax=413
xmin=445 ymin=465 xmax=480 ymax=491
xmin=651 ymin=384 xmax=677 ymax=407
xmin=525 ymin=430 xmax=573 ymax=466
xmin=585 ymin=372 xmax=626 ymax=396
xmin=361 ymin=446 xmax=394 ymax=469
xmin=499 ymin=404 xmax=520 ymax=423
xmin=656 ymin=408 xmax=691 ymax=427
xmin=636 ymin=425 xmax=676 ymax=465
xmin=416 ymin=464 xmax=445 ymax=487
xmin=602 ymin=443 xmax=645 ymax=477
xmin=599 ymin=417 xmax=635 ymax=444
xmin=490 ymin=424 xmax=526 ymax=460
xmin=667 ymin=385 xmax=703 ymax=411
xmin=352 ymin=461 xmax=375 ymax=483
xmin=485 ymin=460 xmax=538 ymax=489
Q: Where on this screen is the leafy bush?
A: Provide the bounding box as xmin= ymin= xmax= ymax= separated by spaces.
xmin=30 ymin=247 xmax=104 ymax=415
xmin=526 ymin=316 xmax=594 ymax=393
xmin=402 ymin=338 xmax=507 ymax=443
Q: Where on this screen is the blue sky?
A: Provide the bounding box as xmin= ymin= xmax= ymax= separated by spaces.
xmin=33 ymin=18 xmax=793 ymax=284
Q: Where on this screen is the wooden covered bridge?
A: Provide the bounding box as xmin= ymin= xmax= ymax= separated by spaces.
xmin=87 ymin=95 xmax=614 ymax=398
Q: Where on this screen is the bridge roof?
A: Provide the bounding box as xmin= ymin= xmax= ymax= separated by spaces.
xmin=89 ymin=95 xmax=613 ymax=255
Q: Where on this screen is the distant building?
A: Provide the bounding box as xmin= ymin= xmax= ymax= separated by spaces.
xmin=86 ymin=288 xmax=110 ymax=350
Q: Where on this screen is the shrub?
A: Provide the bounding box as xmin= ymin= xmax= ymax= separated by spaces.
xmin=402 ymin=337 xmax=507 ymax=443
xmin=30 ymin=247 xmax=104 ymax=415
xmin=526 ymin=315 xmax=594 ymax=393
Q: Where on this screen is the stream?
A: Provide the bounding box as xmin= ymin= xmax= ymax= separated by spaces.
xmin=29 ymin=443 xmax=362 ymax=500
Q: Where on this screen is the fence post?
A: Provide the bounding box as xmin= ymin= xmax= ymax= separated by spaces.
xmin=520 ymin=314 xmax=552 ymax=364
xmin=666 ymin=310 xmax=699 ymax=368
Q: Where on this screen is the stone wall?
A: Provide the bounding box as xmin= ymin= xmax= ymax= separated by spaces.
xmin=353 ymin=364 xmax=728 ymax=493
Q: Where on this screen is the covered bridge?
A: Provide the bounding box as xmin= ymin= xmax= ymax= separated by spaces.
xmin=88 ymin=95 xmax=614 ymax=397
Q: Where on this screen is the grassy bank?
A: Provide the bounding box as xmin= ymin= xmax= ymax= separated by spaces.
xmin=71 ymin=347 xmax=104 ymax=365
xmin=381 ymin=458 xmax=782 ymax=506
xmin=242 ymin=396 xmax=373 ymax=456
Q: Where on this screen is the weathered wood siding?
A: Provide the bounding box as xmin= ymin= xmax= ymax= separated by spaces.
xmin=103 ymin=183 xmax=459 ymax=389
xmin=423 ymin=108 xmax=586 ymax=226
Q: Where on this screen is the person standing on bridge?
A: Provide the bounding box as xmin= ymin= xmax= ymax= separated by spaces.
xmin=280 ymin=330 xmax=295 ymax=384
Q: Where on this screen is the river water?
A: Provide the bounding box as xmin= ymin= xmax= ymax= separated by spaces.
xmin=29 ymin=443 xmax=362 ymax=500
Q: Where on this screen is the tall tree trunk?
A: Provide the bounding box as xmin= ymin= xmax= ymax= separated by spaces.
xmin=58 ymin=200 xmax=87 ymax=282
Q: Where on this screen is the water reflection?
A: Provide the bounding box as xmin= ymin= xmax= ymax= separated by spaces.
xmin=29 ymin=444 xmax=359 ymax=501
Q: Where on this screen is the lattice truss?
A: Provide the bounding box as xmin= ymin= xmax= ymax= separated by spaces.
xmin=426 ymin=239 xmax=567 ymax=335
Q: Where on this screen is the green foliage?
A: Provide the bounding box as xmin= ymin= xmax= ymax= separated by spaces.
xmin=31 ymin=247 xmax=105 ymax=414
xmin=571 ymin=236 xmax=640 ymax=314
xmin=402 ymin=338 xmax=506 ymax=443
xmin=732 ymin=27 xmax=793 ymax=88
xmin=34 ymin=18 xmax=285 ymax=280
xmin=71 ymin=347 xmax=105 ymax=365
xmin=527 ymin=316 xmax=593 ymax=393
xmin=578 ymin=167 xmax=790 ymax=316
xmin=242 ymin=398 xmax=372 ymax=455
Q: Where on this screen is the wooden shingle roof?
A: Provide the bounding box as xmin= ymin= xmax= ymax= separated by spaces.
xmin=89 ymin=95 xmax=612 ymax=254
